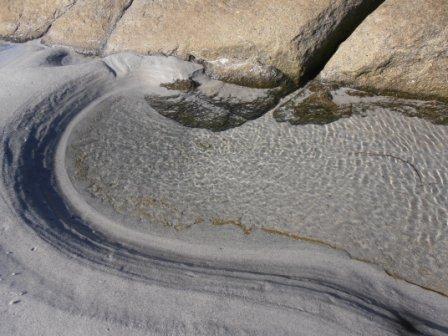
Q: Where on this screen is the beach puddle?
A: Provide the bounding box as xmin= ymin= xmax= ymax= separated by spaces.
xmin=65 ymin=81 xmax=448 ymax=294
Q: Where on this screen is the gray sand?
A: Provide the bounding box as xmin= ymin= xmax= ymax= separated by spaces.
xmin=1 ymin=42 xmax=448 ymax=335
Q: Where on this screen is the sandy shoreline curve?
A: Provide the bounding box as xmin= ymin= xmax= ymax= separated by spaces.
xmin=1 ymin=41 xmax=448 ymax=335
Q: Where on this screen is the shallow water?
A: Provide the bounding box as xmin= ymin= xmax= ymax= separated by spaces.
xmin=67 ymin=84 xmax=448 ymax=295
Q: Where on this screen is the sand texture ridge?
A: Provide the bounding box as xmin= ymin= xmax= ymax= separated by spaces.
xmin=0 ymin=42 xmax=448 ymax=335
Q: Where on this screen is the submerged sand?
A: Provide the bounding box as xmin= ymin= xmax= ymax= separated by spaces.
xmin=1 ymin=42 xmax=448 ymax=335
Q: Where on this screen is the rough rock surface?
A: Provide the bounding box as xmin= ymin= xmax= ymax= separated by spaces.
xmin=105 ymin=0 xmax=383 ymax=86
xmin=0 ymin=0 xmax=75 ymax=41
xmin=42 ymin=0 xmax=133 ymax=54
xmin=321 ymin=0 xmax=448 ymax=100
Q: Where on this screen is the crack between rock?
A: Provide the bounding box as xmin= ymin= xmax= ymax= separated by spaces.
xmin=293 ymin=0 xmax=386 ymax=86
xmin=101 ymin=0 xmax=136 ymax=54
xmin=37 ymin=0 xmax=79 ymax=41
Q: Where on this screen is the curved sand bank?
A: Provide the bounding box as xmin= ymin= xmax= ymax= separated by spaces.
xmin=1 ymin=42 xmax=448 ymax=335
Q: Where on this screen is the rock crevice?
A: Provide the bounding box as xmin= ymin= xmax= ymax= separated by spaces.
xmin=293 ymin=0 xmax=385 ymax=84
xmin=42 ymin=0 xmax=135 ymax=55
xmin=0 ymin=0 xmax=78 ymax=42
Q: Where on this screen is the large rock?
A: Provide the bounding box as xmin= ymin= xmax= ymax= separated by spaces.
xmin=0 ymin=0 xmax=383 ymax=86
xmin=105 ymin=0 xmax=383 ymax=86
xmin=0 ymin=0 xmax=75 ymax=42
xmin=42 ymin=0 xmax=132 ymax=55
xmin=321 ymin=0 xmax=448 ymax=100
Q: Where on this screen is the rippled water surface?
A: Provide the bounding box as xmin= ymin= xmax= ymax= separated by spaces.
xmin=67 ymin=87 xmax=448 ymax=294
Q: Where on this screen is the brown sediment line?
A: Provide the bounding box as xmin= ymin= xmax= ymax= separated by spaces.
xmin=212 ymin=218 xmax=254 ymax=235
xmin=260 ymin=227 xmax=342 ymax=250
xmin=260 ymin=227 xmax=448 ymax=298
xmin=384 ymin=269 xmax=448 ymax=298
